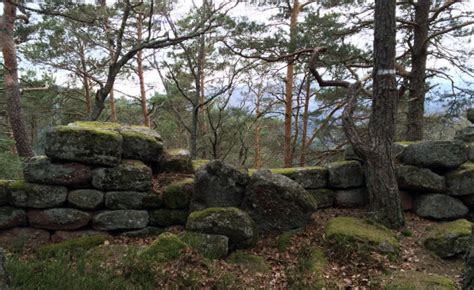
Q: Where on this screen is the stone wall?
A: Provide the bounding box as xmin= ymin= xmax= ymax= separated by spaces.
xmin=0 ymin=122 xmax=193 ymax=249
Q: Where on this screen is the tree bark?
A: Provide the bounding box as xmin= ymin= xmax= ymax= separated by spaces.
xmin=283 ymin=0 xmax=299 ymax=168
xmin=299 ymin=75 xmax=311 ymax=166
xmin=78 ymin=42 xmax=92 ymax=114
xmin=0 ymin=2 xmax=34 ymax=157
xmin=254 ymin=91 xmax=262 ymax=168
xmin=342 ymin=0 xmax=404 ymax=229
xmin=136 ymin=13 xmax=150 ymax=127
xmin=406 ymin=0 xmax=430 ymax=141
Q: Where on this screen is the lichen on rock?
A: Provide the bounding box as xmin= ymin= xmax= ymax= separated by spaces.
xmin=424 ymin=219 xmax=472 ymax=258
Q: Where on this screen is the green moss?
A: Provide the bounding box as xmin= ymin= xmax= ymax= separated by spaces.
xmin=423 ymin=219 xmax=472 ymax=258
xmin=401 ymin=229 xmax=413 ymax=237
xmin=460 ymin=162 xmax=474 ymax=170
xmin=138 ymin=233 xmax=189 ymax=263
xmin=71 ymin=121 xmax=121 ymax=130
xmin=287 ymin=246 xmax=327 ymax=289
xmin=55 ymin=125 xmax=122 ymax=140
xmin=7 ymin=180 xmax=28 ymax=191
xmin=179 ymin=232 xmax=228 ymax=259
xmin=227 ymin=251 xmax=270 ymax=273
xmin=162 ymin=178 xmax=194 ymax=209
xmin=384 ymin=271 xmax=456 ymax=290
xmin=37 ymin=235 xmax=107 ymax=258
xmin=187 ymin=207 xmax=240 ymax=222
xmin=426 ymin=219 xmax=472 ymax=240
xmin=277 ymin=229 xmax=300 ymax=252
xmin=326 ymin=217 xmax=399 ymax=258
xmin=120 ymin=130 xmax=157 ymax=143
xmin=192 ymin=159 xmax=210 ymax=171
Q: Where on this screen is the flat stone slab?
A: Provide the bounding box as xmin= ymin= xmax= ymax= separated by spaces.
xmin=28 ymin=208 xmax=91 ymax=230
xmin=44 ymin=124 xmax=123 ymax=166
xmin=335 ymin=188 xmax=368 ymax=208
xmin=92 ymin=160 xmax=152 ymax=192
xmin=307 ymin=188 xmax=335 ymax=208
xmin=159 ymin=149 xmax=193 ymax=173
xmin=92 ymin=210 xmax=149 ymax=231
xmin=414 ymin=194 xmax=468 ymax=220
xmin=23 ymin=156 xmax=92 ymax=187
xmin=105 ymin=191 xmax=150 ymax=209
xmin=119 ymin=126 xmax=163 ymax=162
xmin=401 ymin=140 xmax=468 ymax=170
xmin=446 ymin=163 xmax=474 ymax=196
xmin=68 ymin=189 xmax=104 ymax=210
xmin=396 ymin=165 xmax=445 ymax=193
xmin=8 ymin=181 xmax=67 ymax=208
xmin=270 ymin=167 xmax=328 ymax=189
xmin=327 ymin=161 xmax=364 ymax=189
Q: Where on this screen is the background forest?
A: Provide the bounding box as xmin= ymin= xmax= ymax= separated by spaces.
xmin=0 ymin=0 xmax=473 ymax=179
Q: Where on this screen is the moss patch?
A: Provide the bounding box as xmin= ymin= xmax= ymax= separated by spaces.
xmin=277 ymin=229 xmax=300 ymax=252
xmin=162 ymin=178 xmax=193 ymax=209
xmin=383 ymin=271 xmax=456 ymax=290
xmin=227 ymin=251 xmax=270 ymax=274
xmin=37 ymin=235 xmax=107 ymax=258
xmin=424 ymin=219 xmax=472 ymax=258
xmin=287 ymin=246 xmax=327 ymax=289
xmin=325 ymin=217 xmax=399 ymax=258
xmin=192 ymin=159 xmax=210 ymax=171
xmin=179 ymin=232 xmax=228 ymax=259
xmin=71 ymin=121 xmax=121 ymax=130
xmin=138 ymin=232 xmax=189 ymax=264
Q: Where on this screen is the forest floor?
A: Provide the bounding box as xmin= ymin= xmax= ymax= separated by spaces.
xmin=5 ymin=208 xmax=464 ymax=289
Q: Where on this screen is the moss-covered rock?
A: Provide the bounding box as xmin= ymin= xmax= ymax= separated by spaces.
xmin=92 ymin=160 xmax=152 ymax=192
xmin=186 ymin=207 xmax=258 ymax=249
xmin=104 ymin=191 xmax=150 ymax=209
xmin=92 ymin=210 xmax=149 ymax=231
xmin=0 ymin=207 xmax=27 ymax=229
xmin=23 ymin=156 xmax=92 ymax=187
xmin=446 ymin=162 xmax=474 ymax=196
xmin=414 ymin=194 xmax=468 ymax=220
xmin=334 ymin=188 xmax=368 ymax=208
xmin=383 ymin=271 xmax=456 ymax=290
xmin=192 ymin=160 xmax=210 ymax=171
xmin=227 ymin=251 xmax=270 ymax=273
xmin=269 ymin=166 xmax=328 ymax=189
xmin=160 ymin=149 xmax=193 ymax=173
xmin=162 ymin=178 xmax=193 ymax=209
xmin=138 ymin=232 xmax=188 ymax=263
xmin=401 ymin=140 xmax=468 ymax=170
xmin=85 ymin=244 xmax=139 ymax=269
xmin=0 ymin=180 xmax=12 ymax=206
xmin=149 ymin=209 xmax=188 ymax=227
xmin=28 ymin=208 xmax=91 ymax=230
xmin=68 ymin=189 xmax=104 ymax=210
xmin=119 ymin=126 xmax=163 ymax=162
xmin=45 ymin=124 xmax=123 ymax=166
xmin=37 ymin=235 xmax=106 ymax=258
xmin=307 ymin=188 xmax=336 ymax=209
xmin=8 ymin=181 xmax=67 ymax=208
xmin=179 ymin=232 xmax=228 ymax=259
xmin=325 ymin=217 xmax=399 ymax=258
xmin=327 ymin=160 xmax=364 ymax=189
xmin=396 ymin=165 xmax=446 ymax=193
xmin=424 ymin=219 xmax=472 ymax=258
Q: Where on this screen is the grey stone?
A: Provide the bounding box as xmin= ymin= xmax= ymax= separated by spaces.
xmin=159 ymin=149 xmax=193 ymax=173
xmin=68 ymin=189 xmax=104 ymax=210
xmin=92 ymin=160 xmax=152 ymax=192
xmin=396 ymin=165 xmax=445 ymax=193
xmin=186 ymin=207 xmax=258 ymax=249
xmin=327 ymin=161 xmax=364 ymax=189
xmin=307 ymin=188 xmax=336 ymax=208
xmin=401 ymin=140 xmax=468 ymax=170
xmin=8 ymin=181 xmax=67 ymax=208
xmin=28 ymin=208 xmax=91 ymax=230
xmin=121 ymin=227 xmax=164 ymax=238
xmin=180 ymin=232 xmax=229 ymax=259
xmin=92 ymin=210 xmax=149 ymax=231
xmin=0 ymin=207 xmax=27 ymax=229
xmin=23 ymin=156 xmax=92 ymax=187
xmin=148 ymin=209 xmax=188 ymax=227
xmin=105 ymin=191 xmax=149 ymax=209
xmin=119 ymin=126 xmax=163 ymax=162
xmin=44 ymin=124 xmax=123 ymax=166
xmin=242 ymin=169 xmax=318 ymax=232
xmin=335 ymin=188 xmax=368 ymax=208
xmin=447 ymin=164 xmax=474 ymax=196
xmin=455 ymin=127 xmax=474 ymax=143
xmin=190 ymin=160 xmax=249 ymax=211
xmin=273 ymin=167 xmax=327 ymax=189
xmin=424 ymin=219 xmax=471 ymax=259
xmin=468 ymin=143 xmax=474 ymax=161
xmin=414 ymin=194 xmax=468 ymax=220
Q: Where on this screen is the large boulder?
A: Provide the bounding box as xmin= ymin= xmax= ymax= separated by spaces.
xmin=118 ymin=125 xmax=163 ymax=162
xmin=424 ymin=219 xmax=472 ymax=258
xmin=159 ymin=149 xmax=193 ymax=173
xmin=455 ymin=127 xmax=474 ymax=143
xmin=8 ymin=181 xmax=67 ymax=208
xmin=44 ymin=124 xmax=123 ymax=166
xmin=327 ymin=161 xmax=364 ymax=189
xmin=190 ymin=160 xmax=249 ymax=211
xmin=0 ymin=227 xmax=50 ymax=250
xmin=242 ymin=169 xmax=318 ymax=232
xmin=383 ymin=271 xmax=456 ymax=290
xmin=104 ymin=191 xmax=150 ymax=209
xmin=161 ymin=178 xmax=193 ymax=209
xmin=186 ymin=207 xmax=258 ymax=249
xmin=270 ymin=167 xmax=328 ymax=189
xmin=401 ymin=140 xmax=468 ymax=170
xmin=334 ymin=188 xmax=368 ymax=208
xmin=414 ymin=194 xmax=468 ymax=220
xmin=0 ymin=207 xmax=27 ymax=229
xmin=446 ymin=163 xmax=474 ymax=196
xmin=23 ymin=156 xmax=92 ymax=188
xmin=396 ymin=165 xmax=445 ymax=193
xmin=179 ymin=231 xmax=229 ymax=259
xmin=92 ymin=160 xmax=152 ymax=192
xmin=325 ymin=217 xmax=399 ymax=257
xmin=28 ymin=208 xmax=91 ymax=230
xmin=68 ymin=189 xmax=104 ymax=210
xmin=148 ymin=209 xmax=188 ymax=227
xmin=92 ymin=210 xmax=149 ymax=230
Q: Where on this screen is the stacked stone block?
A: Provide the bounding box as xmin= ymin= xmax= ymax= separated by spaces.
xmin=0 ymin=122 xmax=193 ymax=248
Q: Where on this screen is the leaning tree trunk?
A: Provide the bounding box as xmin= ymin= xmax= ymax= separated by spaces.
xmin=406 ymin=0 xmax=430 ymax=141
xmin=343 ymin=0 xmax=404 ymax=229
xmin=1 ymin=2 xmax=34 ymax=157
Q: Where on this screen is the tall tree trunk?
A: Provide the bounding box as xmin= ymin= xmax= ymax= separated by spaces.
xmin=0 ymin=2 xmax=34 ymax=157
xmin=406 ymin=0 xmax=430 ymax=141
xmin=78 ymin=42 xmax=92 ymax=114
xmin=254 ymin=91 xmax=262 ymax=168
xmin=191 ymin=106 xmax=199 ymax=159
xmin=343 ymin=0 xmax=404 ymax=229
xmin=299 ymin=75 xmax=311 ymax=166
xmin=283 ymin=0 xmax=299 ymax=167
xmin=198 ymin=34 xmax=208 ymax=146
xmin=136 ymin=13 xmax=150 ymax=127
